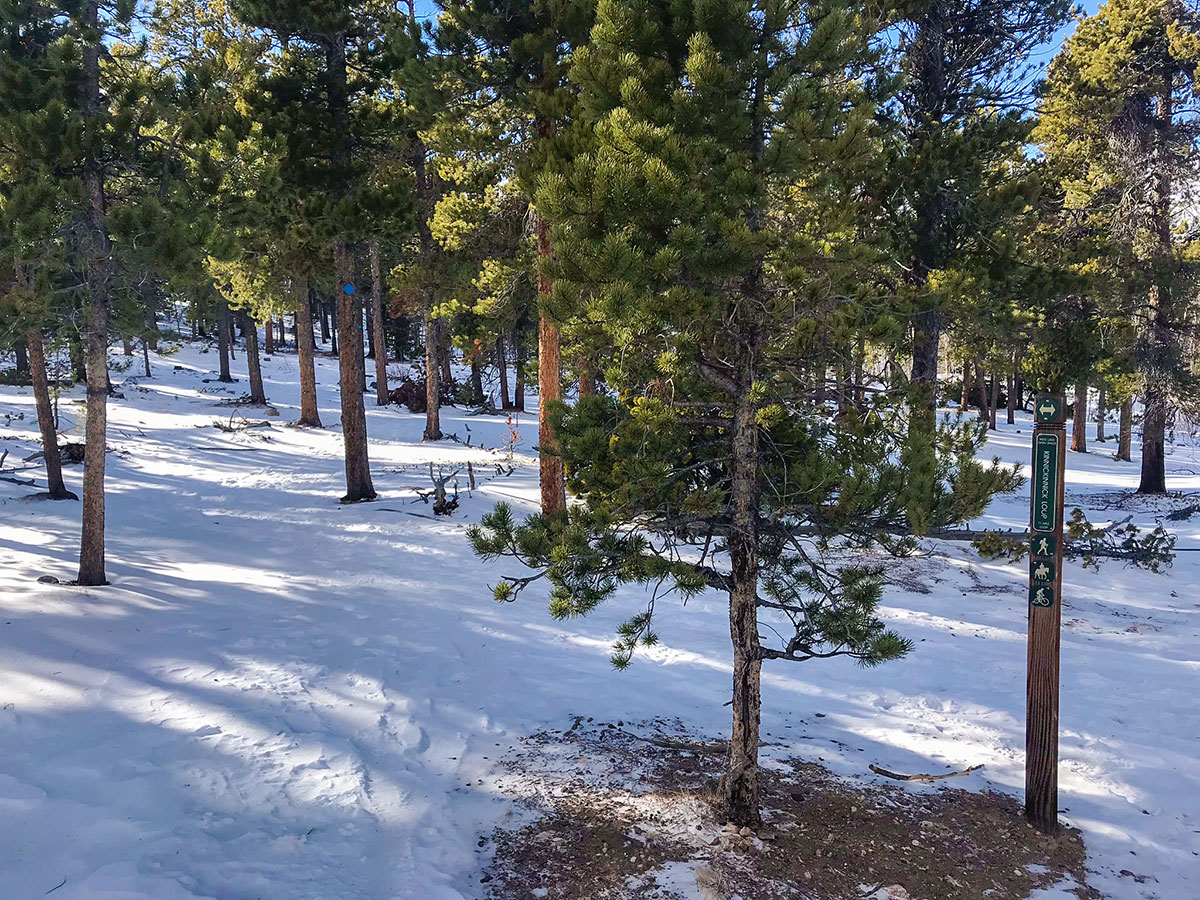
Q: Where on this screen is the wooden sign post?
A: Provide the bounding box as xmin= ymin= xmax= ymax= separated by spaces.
xmin=1026 ymin=394 xmax=1066 ymax=834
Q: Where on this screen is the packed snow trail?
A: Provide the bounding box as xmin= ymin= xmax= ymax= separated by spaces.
xmin=1 ymin=341 xmax=1198 ymax=899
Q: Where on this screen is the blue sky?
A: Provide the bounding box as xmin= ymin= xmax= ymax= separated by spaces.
xmin=413 ymin=0 xmax=1105 ymax=67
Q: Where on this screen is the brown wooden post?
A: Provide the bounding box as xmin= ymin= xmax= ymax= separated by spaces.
xmin=1027 ymin=393 xmax=1066 ymax=834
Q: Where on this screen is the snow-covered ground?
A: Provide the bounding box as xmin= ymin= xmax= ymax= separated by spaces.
xmin=0 ymin=339 xmax=1197 ymax=900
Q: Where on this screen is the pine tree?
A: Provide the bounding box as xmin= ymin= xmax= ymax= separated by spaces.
xmin=427 ymin=93 xmax=539 ymax=414
xmin=0 ymin=9 xmax=76 ymax=500
xmin=438 ymin=0 xmax=596 ymax=514
xmin=168 ymin=1 xmax=327 ymax=423
xmin=0 ymin=1 xmax=162 ymax=584
xmin=1036 ymin=0 xmax=1200 ymax=494
xmin=471 ymin=0 xmax=1019 ymax=826
xmin=884 ymin=0 xmax=1071 ymax=528
xmin=228 ymin=0 xmax=405 ymax=501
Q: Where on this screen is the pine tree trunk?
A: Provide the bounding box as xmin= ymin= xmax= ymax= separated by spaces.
xmin=1007 ymin=358 xmax=1017 ymax=425
xmin=14 ymin=336 xmax=30 ymax=380
xmin=1138 ymin=77 xmax=1175 ymax=493
xmin=440 ymin=334 xmax=452 ymax=387
xmin=69 ymin=333 xmax=87 ymax=383
xmin=973 ymin=362 xmax=989 ymax=420
xmin=470 ymin=356 xmax=484 ymax=401
xmin=1072 ymin=382 xmax=1090 ymax=450
xmin=241 ymin=311 xmax=266 ymax=405
xmin=329 ymin=302 xmax=338 ymax=356
xmin=409 ymin=130 xmax=442 ymax=441
xmin=78 ymin=300 xmax=109 ymax=584
xmin=853 ymin=337 xmax=865 ymax=408
xmin=1096 ymin=386 xmax=1106 ymax=443
xmin=535 ymin=204 xmax=565 ymax=515
xmin=371 ymin=240 xmax=389 ymax=406
xmin=720 ymin=390 xmax=762 ymax=828
xmin=496 ymin=335 xmax=511 ymax=410
xmin=265 ymin=319 xmax=274 ymax=355
xmin=76 ymin=0 xmax=109 ymax=587
xmin=514 ymin=329 xmax=526 ymax=412
xmin=121 ymin=337 xmax=133 ymax=356
xmin=143 ymin=289 xmax=159 ymax=353
xmin=834 ymin=357 xmax=851 ymax=415
xmin=424 ymin=315 xmax=442 ymax=441
xmin=1139 ymin=396 xmax=1167 ymax=493
xmin=294 ymin=277 xmax=322 ymax=428
xmin=960 ymin=359 xmax=969 ymax=408
xmin=141 ymin=339 xmax=151 ymax=378
xmin=988 ymin=371 xmax=1000 ymax=430
xmin=27 ymin=328 xmax=73 ymax=500
xmin=359 ymin=299 xmax=369 ymax=394
xmin=532 ymin=108 xmax=567 ymax=515
xmin=1117 ymin=397 xmax=1133 ymax=462
xmin=218 ymin=304 xmax=233 ymax=382
xmin=335 ymin=242 xmax=375 ymax=501
xmin=578 ymin=352 xmax=595 ymax=399
xmin=320 ymin=301 xmax=331 ymax=344
xmin=365 ymin=299 xmax=375 ymax=359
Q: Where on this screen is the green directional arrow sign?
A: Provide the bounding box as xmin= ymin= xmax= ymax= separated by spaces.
xmin=1035 ymin=395 xmax=1063 ymax=423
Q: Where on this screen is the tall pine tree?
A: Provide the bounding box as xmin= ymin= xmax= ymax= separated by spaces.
xmin=471 ymin=0 xmax=1019 ymax=825
xmin=438 ymin=0 xmax=595 ymax=514
xmin=1036 ymin=0 xmax=1200 ymax=493
xmin=884 ymin=0 xmax=1070 ymax=528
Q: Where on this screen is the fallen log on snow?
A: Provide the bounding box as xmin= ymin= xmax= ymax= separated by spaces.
xmin=869 ymin=764 xmax=984 ymax=783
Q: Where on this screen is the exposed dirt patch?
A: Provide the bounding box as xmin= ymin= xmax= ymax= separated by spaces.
xmin=481 ymin=721 xmax=1098 ymax=900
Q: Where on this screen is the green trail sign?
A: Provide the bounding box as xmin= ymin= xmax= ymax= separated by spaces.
xmin=1035 ymin=396 xmax=1064 ymax=423
xmin=1031 ymin=533 xmax=1056 ymax=559
xmin=1025 ymin=394 xmax=1066 ymax=836
xmin=1030 ymin=584 xmax=1055 ymax=608
xmin=1032 ymin=434 xmax=1060 ymax=533
xmin=1030 ymin=557 xmax=1055 ymax=585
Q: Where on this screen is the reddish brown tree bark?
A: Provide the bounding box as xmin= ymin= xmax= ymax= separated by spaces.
xmin=1117 ymin=397 xmax=1133 ymax=462
xmin=27 ymin=328 xmax=74 ymax=500
xmin=241 ymin=311 xmax=267 ymax=405
xmin=1071 ymin=382 xmax=1087 ymax=453
xmin=76 ymin=0 xmax=110 ymax=586
xmin=370 ymin=240 xmax=389 ymax=406
xmin=536 ymin=214 xmax=565 ymax=515
xmin=335 ymin=242 xmax=375 ymax=502
xmin=719 ymin=389 xmax=763 ymax=828
xmin=294 ymin=277 xmax=322 ymax=428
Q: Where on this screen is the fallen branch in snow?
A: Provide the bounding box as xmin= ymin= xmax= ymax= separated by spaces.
xmin=938 ymin=514 xmax=1176 ymax=570
xmin=410 ymin=463 xmax=460 ymax=515
xmin=211 ymin=415 xmax=272 ymax=433
xmin=377 ymin=508 xmax=441 ymax=520
xmin=465 ymin=399 xmax=500 ymax=416
xmin=0 ymin=451 xmax=38 ymax=486
xmin=1165 ymin=503 xmax=1200 ymax=521
xmin=869 ymin=763 xmax=983 ymax=783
